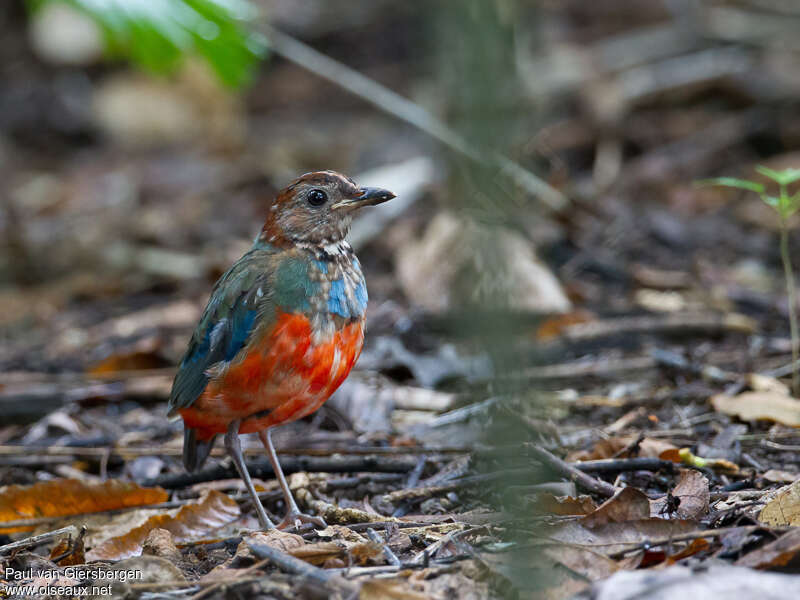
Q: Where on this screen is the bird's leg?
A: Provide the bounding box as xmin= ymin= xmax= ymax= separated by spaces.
xmin=224 ymin=420 xmax=275 ymax=530
xmin=258 ymin=428 xmax=326 ymax=530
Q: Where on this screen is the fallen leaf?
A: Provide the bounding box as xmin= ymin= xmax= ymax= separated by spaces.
xmin=0 ymin=479 xmax=167 ymax=533
xmin=747 ymin=373 xmax=791 ymax=395
xmin=666 ymin=538 xmax=710 ymax=563
xmin=536 ymin=310 xmax=595 ymax=340
xmin=49 ymin=529 xmax=86 ymax=566
xmin=549 ymin=519 xmax=698 ymax=557
xmin=536 ymin=494 xmax=597 ymax=516
xmin=581 ymin=487 xmax=651 ymax=527
xmin=736 ymin=528 xmax=800 ymax=569
xmin=568 ymin=436 xmax=676 ymax=461
xmin=88 ymin=350 xmax=170 ymax=375
xmin=759 ymin=480 xmax=800 ymax=526
xmin=86 ymin=490 xmax=239 ymax=561
xmin=763 ymin=469 xmax=799 ymax=483
xmin=711 ymin=391 xmax=800 ymax=427
xmin=650 ymin=470 xmax=710 ymax=521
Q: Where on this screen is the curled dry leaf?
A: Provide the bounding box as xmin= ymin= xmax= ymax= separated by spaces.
xmin=759 ymin=479 xmax=800 ymax=526
xmin=581 ymin=487 xmax=651 ymax=528
xmin=650 ymin=470 xmax=710 ymax=521
xmin=711 ymin=391 xmax=800 ymax=427
xmin=86 ymin=490 xmax=239 ymax=561
xmin=0 ymin=479 xmax=168 ymax=533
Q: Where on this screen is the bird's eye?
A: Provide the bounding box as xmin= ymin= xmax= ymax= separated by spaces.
xmin=307 ymin=189 xmax=328 ymax=207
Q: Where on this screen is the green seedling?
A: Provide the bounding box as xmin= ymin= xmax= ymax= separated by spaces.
xmin=700 ymin=166 xmax=800 ymax=396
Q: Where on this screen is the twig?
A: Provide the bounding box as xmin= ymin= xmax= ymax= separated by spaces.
xmin=571 ymin=457 xmax=677 ymax=474
xmin=145 ymin=454 xmax=421 ymax=488
xmin=0 ymin=525 xmax=77 ymax=555
xmin=366 ymin=527 xmax=401 ymax=567
xmin=247 ymin=539 xmax=359 ymax=594
xmin=526 ymin=444 xmax=618 ymax=498
xmin=260 ymin=24 xmax=566 ymax=211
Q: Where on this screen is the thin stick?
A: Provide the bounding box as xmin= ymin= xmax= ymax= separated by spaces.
xmin=526 ymin=445 xmax=618 ymax=498
xmin=260 ymin=24 xmax=566 ymax=211
xmin=366 ymin=527 xmax=401 ymax=567
xmin=0 ymin=525 xmax=77 ymax=555
xmin=780 ymin=220 xmax=800 ymax=396
xmin=246 ymin=539 xmax=358 ymax=593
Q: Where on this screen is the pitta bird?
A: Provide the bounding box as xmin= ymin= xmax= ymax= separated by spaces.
xmin=168 ymin=171 xmax=395 ymax=529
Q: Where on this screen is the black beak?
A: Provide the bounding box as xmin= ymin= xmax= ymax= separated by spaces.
xmin=332 ymin=186 xmax=396 ymax=210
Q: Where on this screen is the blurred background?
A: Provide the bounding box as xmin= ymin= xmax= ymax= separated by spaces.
xmin=5 ymin=0 xmax=800 ymax=596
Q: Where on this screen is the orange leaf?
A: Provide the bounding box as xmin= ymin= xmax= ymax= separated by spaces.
xmin=0 ymin=479 xmax=168 ymax=533
xmin=88 ymin=351 xmax=170 ymax=375
xmin=86 ymin=490 xmax=240 ymax=561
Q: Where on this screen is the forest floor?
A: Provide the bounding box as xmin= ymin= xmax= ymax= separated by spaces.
xmin=4 ymin=2 xmax=800 ymax=599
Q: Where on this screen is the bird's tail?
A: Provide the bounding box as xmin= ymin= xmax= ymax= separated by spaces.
xmin=183 ymin=427 xmax=217 ymax=472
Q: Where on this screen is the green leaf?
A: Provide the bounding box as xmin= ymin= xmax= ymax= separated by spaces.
xmin=31 ymin=0 xmax=266 ymax=88
xmin=762 ymin=195 xmax=780 ymax=208
xmin=696 ymin=177 xmax=765 ymax=194
xmin=755 ymin=166 xmax=800 ymax=186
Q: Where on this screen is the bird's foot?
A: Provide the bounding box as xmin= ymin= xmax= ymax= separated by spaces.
xmin=276 ymin=510 xmax=327 ymax=531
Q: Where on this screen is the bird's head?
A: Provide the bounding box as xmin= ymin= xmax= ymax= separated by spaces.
xmin=259 ymin=171 xmax=395 ymax=247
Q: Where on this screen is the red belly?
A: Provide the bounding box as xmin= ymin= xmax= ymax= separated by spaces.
xmin=179 ymin=311 xmax=364 ymax=438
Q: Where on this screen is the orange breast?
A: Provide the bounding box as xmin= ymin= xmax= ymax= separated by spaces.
xmin=179 ymin=311 xmax=364 ymax=437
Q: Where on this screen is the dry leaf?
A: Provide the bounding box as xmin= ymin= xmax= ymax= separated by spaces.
xmin=666 ymin=538 xmax=710 ymax=563
xmin=763 ymin=470 xmax=799 ymax=483
xmin=49 ymin=529 xmax=86 ymax=566
xmin=549 ymin=519 xmax=698 ymax=557
xmin=537 ymin=310 xmax=595 ymax=340
xmin=581 ymin=487 xmax=651 ymax=528
xmin=88 ymin=350 xmax=170 ymax=374
xmin=746 ymin=373 xmax=791 ymax=395
xmin=0 ymin=479 xmax=167 ymax=533
xmin=86 ymin=490 xmax=239 ymax=561
xmin=536 ymin=494 xmax=597 ymax=516
xmin=568 ymin=436 xmax=676 ymax=461
xmin=650 ymin=470 xmax=710 ymax=521
xmin=735 ymin=528 xmax=800 ymax=569
xmin=759 ymin=480 xmax=800 ymax=526
xmin=711 ymin=391 xmax=800 ymax=427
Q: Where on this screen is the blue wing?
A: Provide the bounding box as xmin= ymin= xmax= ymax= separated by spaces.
xmin=168 ymin=251 xmax=272 ymax=416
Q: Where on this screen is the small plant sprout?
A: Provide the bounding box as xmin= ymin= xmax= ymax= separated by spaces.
xmin=701 ymin=166 xmax=800 ymax=396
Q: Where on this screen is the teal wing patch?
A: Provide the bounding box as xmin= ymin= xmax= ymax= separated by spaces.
xmin=168 ymin=250 xmax=275 ymax=415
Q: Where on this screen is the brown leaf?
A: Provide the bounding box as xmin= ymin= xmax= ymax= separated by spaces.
xmin=550 ymin=519 xmax=698 ymax=557
xmin=88 ymin=350 xmax=170 ymax=375
xmin=568 ymin=436 xmax=676 ymax=461
xmin=581 ymin=487 xmax=651 ymax=528
xmin=711 ymin=392 xmax=800 ymax=427
xmin=49 ymin=529 xmax=86 ymax=566
xmin=289 ymin=541 xmax=345 ymax=565
xmin=759 ymin=480 xmax=800 ymax=526
xmin=666 ymin=538 xmax=710 ymax=563
xmin=536 ymin=493 xmax=597 ymax=516
xmin=736 ymin=528 xmax=800 ymax=569
xmin=650 ymin=470 xmax=710 ymax=521
xmin=86 ymin=490 xmax=239 ymax=561
xmin=536 ymin=310 xmax=595 ymax=340
xmin=0 ymin=479 xmax=167 ymax=533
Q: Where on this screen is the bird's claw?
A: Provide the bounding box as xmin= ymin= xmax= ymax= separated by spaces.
xmin=276 ymin=511 xmax=327 ymax=531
